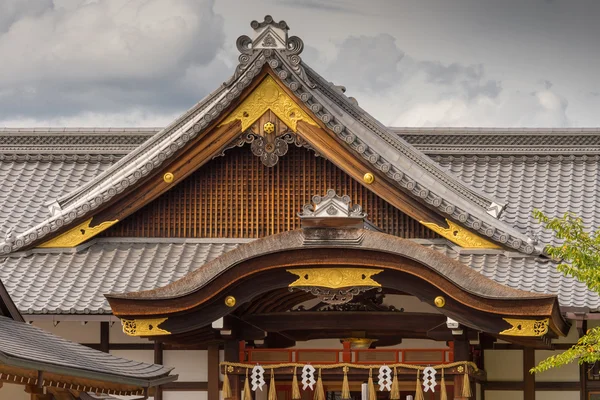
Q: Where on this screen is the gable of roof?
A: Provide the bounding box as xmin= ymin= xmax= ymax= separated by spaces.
xmin=0 ymin=16 xmax=539 ymax=256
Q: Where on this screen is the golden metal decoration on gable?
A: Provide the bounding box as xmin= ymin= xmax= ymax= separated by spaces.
xmin=500 ymin=318 xmax=549 ymax=337
xmin=163 ymin=172 xmax=174 ymax=183
xmin=219 ymin=75 xmax=318 ymax=132
xmin=38 ymin=218 xmax=119 ymax=248
xmin=420 ymin=218 xmax=501 ymax=249
xmin=287 ymin=268 xmax=383 ymax=289
xmin=121 ymin=317 xmax=170 ymax=336
xmin=363 ymin=172 xmax=374 ymax=184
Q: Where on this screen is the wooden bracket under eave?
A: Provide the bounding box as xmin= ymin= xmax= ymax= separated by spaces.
xmin=38 ymin=218 xmax=118 ymax=248
xmin=420 ymin=218 xmax=501 ymax=249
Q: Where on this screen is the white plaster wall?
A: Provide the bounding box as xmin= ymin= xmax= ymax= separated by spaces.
xmin=485 ymin=390 xmax=524 ymax=400
xmin=164 ymin=391 xmax=207 ymax=400
xmin=163 ymin=350 xmax=207 ymax=381
xmin=536 ymin=391 xmax=579 ymax=400
xmin=476 ymin=383 xmax=481 ymax=400
xmin=110 ymin=349 xmax=154 ymax=364
xmin=553 ymin=322 xmax=579 ymax=344
xmin=32 ymin=321 xmax=100 ymax=343
xmin=534 ymin=350 xmax=580 ymax=382
xmin=0 ymin=383 xmax=29 ymax=400
xmin=484 ymin=349 xmax=523 ymax=381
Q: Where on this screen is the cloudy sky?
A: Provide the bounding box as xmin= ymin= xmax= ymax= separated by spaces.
xmin=1 ymin=0 xmax=599 ymax=127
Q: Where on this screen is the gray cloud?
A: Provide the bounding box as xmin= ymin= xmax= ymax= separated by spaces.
xmin=0 ymin=0 xmax=228 ymax=121
xmin=325 ymin=34 xmax=404 ymax=92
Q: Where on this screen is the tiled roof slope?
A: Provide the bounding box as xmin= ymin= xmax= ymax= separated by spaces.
xmin=0 ymin=315 xmax=173 ymax=379
xmin=0 ymin=159 xmax=117 ymax=240
xmin=432 ymin=154 xmax=600 ymax=245
xmin=0 ymin=240 xmax=241 ymax=314
xmin=0 ymin=239 xmax=597 ymax=314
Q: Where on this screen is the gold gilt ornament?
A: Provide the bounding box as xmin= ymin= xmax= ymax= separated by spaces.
xmin=225 ymin=296 xmax=236 ymax=307
xmin=500 ymin=318 xmax=549 ymax=337
xmin=219 ymin=75 xmax=318 ymax=132
xmin=121 ymin=318 xmax=170 ymax=336
xmin=39 ymin=218 xmax=119 ymax=248
xmin=163 ymin=172 xmax=174 ymax=183
xmin=263 ymin=121 xmax=275 ymax=134
xmin=420 ymin=219 xmax=501 ymax=249
xmin=434 ymin=296 xmax=446 ymax=308
xmin=363 ymin=172 xmax=374 ymax=184
xmin=287 ymin=268 xmax=383 ymax=289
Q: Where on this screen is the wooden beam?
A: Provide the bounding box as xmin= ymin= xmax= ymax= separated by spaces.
xmin=208 ymin=344 xmax=220 ymax=400
xmin=154 ymin=341 xmax=164 ymax=400
xmin=243 ymin=311 xmax=445 ymax=333
xmin=100 ymin=322 xmax=109 ymax=353
xmin=524 ymin=348 xmax=535 ymax=400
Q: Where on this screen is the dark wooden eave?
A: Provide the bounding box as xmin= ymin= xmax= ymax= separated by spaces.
xmin=107 ymin=228 xmax=569 ymax=341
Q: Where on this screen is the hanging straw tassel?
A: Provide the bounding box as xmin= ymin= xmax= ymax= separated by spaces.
xmin=390 ymin=367 xmax=400 ymax=400
xmin=243 ymin=369 xmax=252 ymax=400
xmin=462 ymin=369 xmax=472 ymax=398
xmin=223 ymin=368 xmax=232 ymax=399
xmin=291 ymin=367 xmax=301 ymax=400
xmin=367 ymin=369 xmax=376 ymax=400
xmin=439 ymin=368 xmax=447 ymax=400
xmin=414 ymin=370 xmax=424 ymax=400
xmin=314 ymin=369 xmax=325 ymax=400
xmin=268 ymin=369 xmax=277 ymax=400
xmin=341 ymin=367 xmax=351 ymax=400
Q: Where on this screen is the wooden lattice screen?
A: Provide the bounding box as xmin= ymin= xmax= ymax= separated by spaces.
xmin=100 ymin=145 xmax=439 ymax=239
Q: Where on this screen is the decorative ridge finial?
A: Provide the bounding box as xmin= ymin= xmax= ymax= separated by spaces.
xmin=236 ymin=16 xmax=303 ymax=55
xmin=250 ymin=15 xmax=289 ymax=31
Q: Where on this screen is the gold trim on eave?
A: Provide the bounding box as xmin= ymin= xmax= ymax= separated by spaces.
xmin=287 ymin=268 xmax=383 ymax=289
xmin=219 ymin=75 xmax=318 ymax=132
xmin=38 ymin=218 xmax=118 ymax=248
xmin=500 ymin=318 xmax=549 ymax=337
xmin=420 ymin=218 xmax=501 ymax=249
xmin=122 ymin=318 xmax=170 ymax=336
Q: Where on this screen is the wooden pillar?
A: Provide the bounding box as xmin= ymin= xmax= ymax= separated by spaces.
xmin=523 ymin=348 xmax=535 ymax=400
xmin=225 ymin=340 xmax=241 ymax=400
xmin=154 ymin=341 xmax=164 ymax=400
xmin=453 ymin=330 xmax=471 ymax=400
xmin=208 ymin=344 xmax=221 ymax=400
xmin=100 ymin=322 xmax=109 ymax=353
xmin=580 ymin=319 xmax=588 ymax=400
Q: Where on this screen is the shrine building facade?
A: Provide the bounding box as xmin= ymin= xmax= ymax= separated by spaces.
xmin=1 ymin=15 xmax=599 ymax=400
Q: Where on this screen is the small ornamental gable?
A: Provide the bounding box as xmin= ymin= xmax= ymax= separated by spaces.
xmin=299 ymin=189 xmax=367 ymax=229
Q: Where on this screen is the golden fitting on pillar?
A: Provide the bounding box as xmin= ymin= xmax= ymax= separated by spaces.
xmin=434 ymin=296 xmax=446 ymax=308
xmin=225 ymin=296 xmax=236 ymax=307
xmin=363 ymin=172 xmax=374 ymax=184
xmin=163 ymin=172 xmax=174 ymax=183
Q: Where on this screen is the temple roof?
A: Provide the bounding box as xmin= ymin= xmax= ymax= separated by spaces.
xmin=0 ymin=238 xmax=596 ymax=315
xmin=0 ymin=16 xmax=539 ymax=255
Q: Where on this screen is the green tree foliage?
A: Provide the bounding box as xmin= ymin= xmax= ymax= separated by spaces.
xmin=531 ymin=210 xmax=600 ymax=373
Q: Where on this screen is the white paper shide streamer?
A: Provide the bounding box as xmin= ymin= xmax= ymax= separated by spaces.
xmin=422 ymin=366 xmax=437 ymax=392
xmin=378 ymin=365 xmax=392 ymax=391
xmin=251 ymin=365 xmax=266 ymax=391
xmin=302 ymin=365 xmax=316 ymax=390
